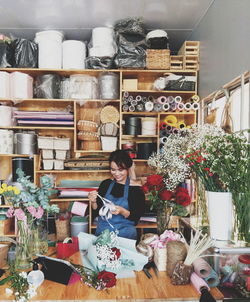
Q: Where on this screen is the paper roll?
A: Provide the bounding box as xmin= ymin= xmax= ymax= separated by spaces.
xmin=170 ymin=103 xmax=177 ymax=111
xmin=164 ymin=115 xmax=177 ymax=126
xmin=131 ymin=99 xmax=137 ymax=106
xmin=128 ymin=105 xmax=135 ymax=112
xmin=136 ymin=95 xmax=142 ymax=102
xmin=191 ymin=94 xmax=200 ymax=102
xmin=175 ymin=96 xmax=182 ymax=103
xmin=177 ymin=102 xmax=185 ymax=111
xmin=160 ymin=129 xmax=168 ymax=137
xmin=123 ymin=91 xmax=129 ymax=98
xmin=167 ymin=96 xmax=175 ymax=103
xmin=122 ymin=104 xmax=129 ymax=112
xmin=191 ymin=102 xmax=200 ymax=111
xmin=128 ymin=95 xmax=133 ymax=101
xmin=190 ymin=272 xmax=210 ymax=294
xmin=147 ymin=95 xmax=154 ymax=102
xmin=157 ymin=96 xmax=168 ymax=104
xmin=145 ymin=101 xmax=154 ymax=112
xmin=153 ymin=103 xmax=162 ymax=112
xmin=204 ymin=269 xmax=220 ymax=288
xmin=136 ymin=103 xmax=144 ymax=112
xmin=184 ymin=102 xmax=192 ymax=111
xmin=193 ymin=258 xmax=213 ymax=278
xmin=159 ymin=122 xmax=167 ymax=130
xmin=177 ymin=121 xmax=186 ymax=129
xmin=172 ymin=128 xmax=179 ymax=135
xmin=160 ymin=137 xmax=168 ymax=144
xmin=166 ymin=125 xmax=172 ymax=133
xmin=163 ymin=103 xmax=170 ymax=111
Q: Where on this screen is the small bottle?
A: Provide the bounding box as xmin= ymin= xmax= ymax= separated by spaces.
xmin=27 ymin=261 xmax=44 ymax=288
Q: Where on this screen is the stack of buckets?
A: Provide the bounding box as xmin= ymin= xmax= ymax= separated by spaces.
xmin=35 ymin=30 xmax=86 ymax=69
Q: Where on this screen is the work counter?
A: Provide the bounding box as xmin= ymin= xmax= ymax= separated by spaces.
xmin=0 ymin=250 xmax=224 ymax=302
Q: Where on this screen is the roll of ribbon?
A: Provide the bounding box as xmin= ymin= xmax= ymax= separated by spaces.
xmin=123 ymin=91 xmax=129 ymax=98
xmin=157 ymin=96 xmax=168 ymax=104
xmin=190 ymin=272 xmax=210 ymax=294
xmin=166 ymin=125 xmax=173 ymax=133
xmin=191 ymin=94 xmax=200 ymax=102
xmin=159 ymin=122 xmax=167 ymax=130
xmin=191 ymin=102 xmax=200 ymax=111
xmin=164 ymin=115 xmax=177 ymax=126
xmin=177 ymin=102 xmax=185 ymax=111
xmin=160 ymin=137 xmax=168 ymax=144
xmin=153 ymin=103 xmax=162 ymax=112
xmin=174 ymin=96 xmax=182 ymax=103
xmin=123 ymin=98 xmax=129 ymax=104
xmin=128 ymin=105 xmax=135 ymax=112
xmin=145 ymin=101 xmax=154 ymax=112
xmin=137 ymin=143 xmax=157 ymax=159
xmin=184 ymin=102 xmax=192 ymax=111
xmin=193 ymin=258 xmax=213 ymax=279
xmin=177 ymin=121 xmax=186 ymax=129
xmin=128 ymin=95 xmax=133 ymax=101
xmin=122 ymin=104 xmax=129 ymax=112
xmin=124 ymin=117 xmax=141 ymax=135
xmin=162 ymin=103 xmax=170 ymax=111
xmin=136 ymin=95 xmax=142 ymax=102
xmin=160 ymin=129 xmax=168 ymax=137
xmin=172 ymin=128 xmax=179 ymax=135
xmin=170 ymin=103 xmax=177 ymax=111
xmin=131 ymin=99 xmax=137 ymax=106
xmin=167 ymin=96 xmax=175 ymax=103
xmin=204 ymin=269 xmax=220 ymax=288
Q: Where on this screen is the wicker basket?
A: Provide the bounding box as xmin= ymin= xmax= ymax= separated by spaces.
xmin=100 ymin=105 xmax=120 ymax=124
xmin=146 ymin=49 xmax=170 ymax=70
xmin=77 ymin=131 xmax=99 ymax=141
xmin=80 ymin=140 xmax=101 ymax=151
xmin=55 ymin=219 xmax=70 ymax=241
xmin=77 ymin=120 xmax=99 ymax=132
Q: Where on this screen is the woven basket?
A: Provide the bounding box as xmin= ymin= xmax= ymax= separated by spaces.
xmin=80 ymin=140 xmax=101 ymax=151
xmin=55 ymin=219 xmax=70 ymax=241
xmin=146 ymin=49 xmax=170 ymax=70
xmin=154 ymin=247 xmax=167 ymax=271
xmin=100 ymin=105 xmax=120 ymax=124
xmin=77 ymin=131 xmax=99 ymax=141
xmin=77 ymin=120 xmax=99 ymax=132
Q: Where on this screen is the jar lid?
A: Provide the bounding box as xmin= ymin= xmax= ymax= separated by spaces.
xmin=239 ymin=254 xmax=250 ymax=264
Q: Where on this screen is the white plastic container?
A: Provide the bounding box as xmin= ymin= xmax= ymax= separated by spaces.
xmin=71 ymin=221 xmax=88 ymax=237
xmin=62 ymin=40 xmax=86 ymax=69
xmin=38 ymin=136 xmax=54 ymax=149
xmin=54 ymin=137 xmax=71 ymax=150
xmin=101 ymin=136 xmax=117 ymax=151
xmin=35 ymin=30 xmax=64 ymax=69
xmin=42 ymin=149 xmax=54 ymax=159
xmin=0 ymin=130 xmax=14 ymax=154
xmin=92 ymin=27 xmax=114 ymax=46
xmin=10 ymin=72 xmax=33 ymax=99
xmin=54 ymin=159 xmax=64 ymax=170
xmin=0 ymin=71 xmax=10 ymax=98
xmin=55 ymin=150 xmax=67 ymax=160
xmin=43 ymin=159 xmax=54 ymax=170
xmin=0 ymin=106 xmax=13 ymax=127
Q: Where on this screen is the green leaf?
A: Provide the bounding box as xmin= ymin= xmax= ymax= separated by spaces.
xmin=0 ymin=275 xmax=12 ymax=285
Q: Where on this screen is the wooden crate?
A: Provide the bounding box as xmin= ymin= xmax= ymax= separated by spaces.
xmin=0 ymin=218 xmax=14 ymax=236
xmin=178 ymin=41 xmax=200 ymax=56
xmin=184 ymin=56 xmax=199 ymax=70
xmin=146 ymin=49 xmax=170 ymax=70
xmin=170 ymin=55 xmax=184 ymax=70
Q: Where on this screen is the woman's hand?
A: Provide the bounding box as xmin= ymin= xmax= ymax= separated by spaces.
xmin=88 ymin=190 xmax=98 ymax=209
xmin=111 ymin=205 xmax=130 ymax=218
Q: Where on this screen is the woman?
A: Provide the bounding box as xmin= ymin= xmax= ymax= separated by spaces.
xmin=88 ymin=150 xmax=145 ymax=240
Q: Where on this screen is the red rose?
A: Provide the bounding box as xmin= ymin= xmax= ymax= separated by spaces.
xmin=159 ymin=189 xmax=173 ymax=201
xmin=175 ymin=192 xmax=191 ymax=207
xmin=97 ymin=270 xmax=117 ymax=288
xmin=147 ymin=174 xmax=163 ymax=186
xmin=142 ymin=184 xmax=150 ymax=193
xmin=176 ymin=187 xmax=189 ymax=194
xmin=111 ymin=247 xmax=121 ymax=259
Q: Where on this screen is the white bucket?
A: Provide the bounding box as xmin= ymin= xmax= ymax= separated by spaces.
xmin=141 ymin=117 xmax=157 ymax=135
xmin=71 ymin=221 xmax=88 ymax=237
xmin=35 ymin=30 xmax=64 ymax=69
xmin=0 ymin=71 xmax=10 ymax=98
xmin=101 ymin=136 xmax=117 ymax=151
xmin=62 ymin=40 xmax=86 ymax=69
xmin=0 ymin=106 xmax=13 ymax=127
xmin=89 ymin=45 xmax=116 ymax=58
xmin=10 ymin=72 xmax=33 ymax=99
xmin=92 ymin=27 xmax=114 ymax=46
xmin=0 ymin=130 xmax=14 ymax=154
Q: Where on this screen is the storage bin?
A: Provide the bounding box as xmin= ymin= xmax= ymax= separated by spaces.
xmin=146 ymin=49 xmax=170 ymax=70
xmin=54 ymin=159 xmax=64 ymax=170
xmin=42 ymin=149 xmax=54 ymax=159
xmin=101 ymin=136 xmax=117 ymax=151
xmin=38 ymin=136 xmax=54 ymax=149
xmin=70 ymin=221 xmax=88 ymax=237
xmin=55 ymin=150 xmax=67 ymax=160
xmin=123 ymin=79 xmax=138 ymax=90
xmin=43 ymin=159 xmax=54 ymax=170
xmin=0 ymin=218 xmax=14 ymax=235
xmin=0 ymin=71 xmax=10 ymax=98
xmin=9 ymin=72 xmax=33 ymax=99
xmin=54 ymin=137 xmax=71 ymax=150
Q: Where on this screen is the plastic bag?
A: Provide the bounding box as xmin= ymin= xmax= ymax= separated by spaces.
xmin=85 ymin=56 xmax=115 ymax=69
xmin=34 ymin=74 xmax=61 ymax=99
xmin=10 ymin=38 xmax=38 ymax=68
xmin=0 ymin=38 xmax=12 ymax=67
xmin=114 ymin=17 xmax=146 ymax=37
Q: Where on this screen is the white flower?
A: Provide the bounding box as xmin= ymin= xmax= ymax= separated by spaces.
xmin=19 ymin=271 xmax=28 ymax=279
xmin=5 ymin=288 xmax=13 ymax=295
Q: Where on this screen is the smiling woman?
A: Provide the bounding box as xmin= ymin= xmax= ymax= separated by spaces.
xmin=88 ymin=149 xmax=145 ymax=240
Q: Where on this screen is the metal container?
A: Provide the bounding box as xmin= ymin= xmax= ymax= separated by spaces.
xmin=99 ymin=72 xmax=119 ymax=100
xmin=14 ymin=132 xmax=37 ymax=155
xmin=12 ymin=157 xmax=34 ymax=182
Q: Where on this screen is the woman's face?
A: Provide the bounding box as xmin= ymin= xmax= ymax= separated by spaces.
xmin=110 ymin=161 xmax=128 ymax=184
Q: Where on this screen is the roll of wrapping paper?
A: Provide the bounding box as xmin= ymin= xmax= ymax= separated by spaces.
xmin=190 ymin=272 xmax=210 ymax=294
xmin=166 ymin=125 xmax=172 ymax=133
xmin=147 ymin=95 xmax=154 ymax=102
xmin=177 ymin=102 xmax=185 ymax=111
xmin=164 ymin=115 xmax=177 ymax=126
xmin=159 ymin=122 xmax=167 ymax=130
xmin=128 ymin=105 xmax=135 ymax=112
xmin=160 ymin=137 xmax=168 ymax=144
xmin=136 ymin=103 xmax=144 ymax=112
xmin=137 ymin=143 xmax=157 ymax=159
xmin=131 ymin=99 xmax=137 ymax=106
xmin=141 ymin=118 xmax=157 ymax=135
xmin=191 ymin=102 xmax=200 ymax=111
xmin=170 ymin=103 xmax=177 ymax=111
xmin=163 ymin=102 xmax=170 ymax=111
xmin=145 ymin=101 xmax=154 ymax=112
xmin=167 ymin=96 xmax=175 ymax=103
xmin=193 ymin=258 xmax=213 ymax=278
xmin=184 ymin=102 xmax=192 ymax=111
xmin=157 ymin=95 xmax=168 ymax=104
xmin=204 ymin=269 xmax=220 ymax=287
xmin=123 ymin=91 xmax=129 ymax=98
xmin=160 ymin=129 xmax=168 ymax=137
xmin=191 ymin=94 xmax=200 ymax=102
xmin=172 ymin=128 xmax=179 ymax=135
xmin=177 ymin=121 xmax=186 ymax=129
xmin=124 ymin=117 xmax=141 ymax=135
xmin=122 ymin=104 xmax=129 ymax=112
xmin=135 ymin=95 xmax=142 ymax=102
xmin=153 ymin=103 xmax=162 ymax=112
xmin=174 ymin=96 xmax=182 ymax=103
xmin=142 ymin=96 xmax=147 ymax=103
xmin=123 ymin=98 xmax=129 ymax=104
xmin=128 ymin=95 xmax=133 ymax=101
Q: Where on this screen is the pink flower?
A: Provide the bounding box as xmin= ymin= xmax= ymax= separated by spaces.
xmin=27 ymin=206 xmax=36 ymax=217
xmin=35 ymin=206 xmax=44 ymax=219
xmin=14 ymin=208 xmax=26 ymax=221
xmin=6 ymin=207 xmax=14 ymax=218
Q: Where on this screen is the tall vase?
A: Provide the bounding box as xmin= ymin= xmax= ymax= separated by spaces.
xmin=31 ymin=216 xmax=48 ymax=256
xmin=15 ymin=220 xmax=32 ymax=269
xmin=206 ymin=191 xmax=233 ymax=241
xmin=156 ymin=207 xmax=172 ymax=235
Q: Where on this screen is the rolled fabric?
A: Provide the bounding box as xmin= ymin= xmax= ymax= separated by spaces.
xmin=122 ymin=104 xmax=129 ymax=112
xmin=191 ymin=102 xmax=200 ymax=111
xmin=153 ymin=103 xmax=162 ymax=112
xmin=204 ymin=269 xmax=220 ymax=288
xmin=191 ymin=272 xmax=210 ymax=294
xmin=136 ymin=103 xmax=144 ymax=112
xmin=128 ymin=105 xmax=135 ymax=112
xmin=184 ymin=102 xmax=192 ymax=111
xmin=131 ymin=99 xmax=137 ymax=106
xmin=145 ymin=101 xmax=154 ymax=112
xmin=177 ymin=102 xmax=185 ymax=111
xmin=157 ymin=95 xmax=168 ymax=104
xmin=193 ymin=257 xmax=213 ymax=278
xmin=162 ymin=102 xmax=170 ymax=111
xmin=123 ymin=91 xmax=129 ymax=98
xmin=174 ymin=96 xmax=182 ymax=103
xmin=170 ymin=103 xmax=177 ymax=111
xmin=167 ymin=96 xmax=175 ymax=103
xmin=160 ymin=136 xmax=168 ymax=144
xmin=135 ymin=95 xmax=142 ymax=102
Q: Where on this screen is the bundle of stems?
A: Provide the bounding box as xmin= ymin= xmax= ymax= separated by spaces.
xmin=184 ymin=230 xmax=214 ymax=266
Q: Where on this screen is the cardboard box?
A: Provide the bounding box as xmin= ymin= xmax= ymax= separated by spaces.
xmin=123 ymin=79 xmax=138 ymax=90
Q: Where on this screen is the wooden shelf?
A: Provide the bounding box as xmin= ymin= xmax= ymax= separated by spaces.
xmin=0 ymin=154 xmax=33 ymax=157
xmin=122 ymin=135 xmax=158 ymax=139
xmin=122 ymin=89 xmax=196 ymax=94
xmin=36 ymin=169 xmax=110 ymax=173
xmin=0 ymin=126 xmax=74 ymax=130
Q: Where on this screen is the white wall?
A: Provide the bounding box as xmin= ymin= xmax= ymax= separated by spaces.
xmin=190 ymin=0 xmax=250 ymax=98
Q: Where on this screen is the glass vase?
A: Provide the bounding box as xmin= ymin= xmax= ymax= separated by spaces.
xmin=31 ymin=216 xmax=48 ymax=255
xmin=156 ymin=207 xmax=172 ymax=235
xmin=15 ymin=220 xmax=32 ymax=270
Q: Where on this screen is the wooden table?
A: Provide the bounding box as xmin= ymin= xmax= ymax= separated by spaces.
xmin=0 ymin=250 xmax=224 ymax=302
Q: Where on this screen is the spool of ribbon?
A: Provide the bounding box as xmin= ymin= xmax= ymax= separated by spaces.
xmin=191 ymin=102 xmax=200 ymax=111
xmin=193 ymin=257 xmax=213 ymax=278
xmin=159 ymin=122 xmax=167 ymax=130
xmin=174 ymin=96 xmax=182 ymax=103
xmin=177 ymin=121 xmax=186 ymax=129
xmin=145 ymin=101 xmax=154 ymax=112
xmin=191 ymin=94 xmax=200 ymax=102
xmin=164 ymin=115 xmax=177 ymax=126
xmin=190 ymin=272 xmax=210 ymax=294
xmin=204 ymin=269 xmax=220 ymax=287
xmin=177 ymin=102 xmax=185 ymax=111
xmin=157 ymin=96 xmax=168 ymax=104
xmin=136 ymin=95 xmax=142 ymax=102
xmin=160 ymin=137 xmax=168 ymax=144
xmin=162 ymin=102 xmax=170 ymax=111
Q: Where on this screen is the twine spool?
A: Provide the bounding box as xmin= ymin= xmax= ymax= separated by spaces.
xmin=141 ymin=117 xmax=157 ymax=135
xmin=166 ymin=241 xmax=187 ymax=277
xmin=124 ymin=117 xmax=141 ymax=135
xmin=99 ymin=72 xmax=119 ymax=100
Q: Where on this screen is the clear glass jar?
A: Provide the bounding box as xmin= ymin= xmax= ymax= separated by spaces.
xmin=238 ymin=254 xmax=250 ymax=280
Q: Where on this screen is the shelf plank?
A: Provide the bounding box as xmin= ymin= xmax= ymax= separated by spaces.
xmin=0 ymin=154 xmax=33 ymax=157
xmin=121 ymin=135 xmax=158 ymax=139
xmin=36 ymin=169 xmax=110 ymax=173
xmin=122 ymin=89 xmax=196 ymax=93
xmin=1 ymin=98 xmax=120 ymax=103
xmin=0 ymin=126 xmax=74 ymax=130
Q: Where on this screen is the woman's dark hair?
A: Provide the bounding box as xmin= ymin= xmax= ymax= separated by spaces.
xmin=109 ymin=150 xmax=133 ymax=169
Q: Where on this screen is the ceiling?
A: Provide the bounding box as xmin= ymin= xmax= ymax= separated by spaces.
xmin=0 ymin=0 xmax=214 ymax=52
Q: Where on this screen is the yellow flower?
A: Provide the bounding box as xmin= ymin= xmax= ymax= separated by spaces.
xmin=1 ymin=183 xmax=7 ymax=189
xmin=0 ymin=188 xmax=3 ymax=194
xmin=7 ymin=186 xmax=13 ymax=191
xmin=14 ymin=188 xmax=20 ymax=195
